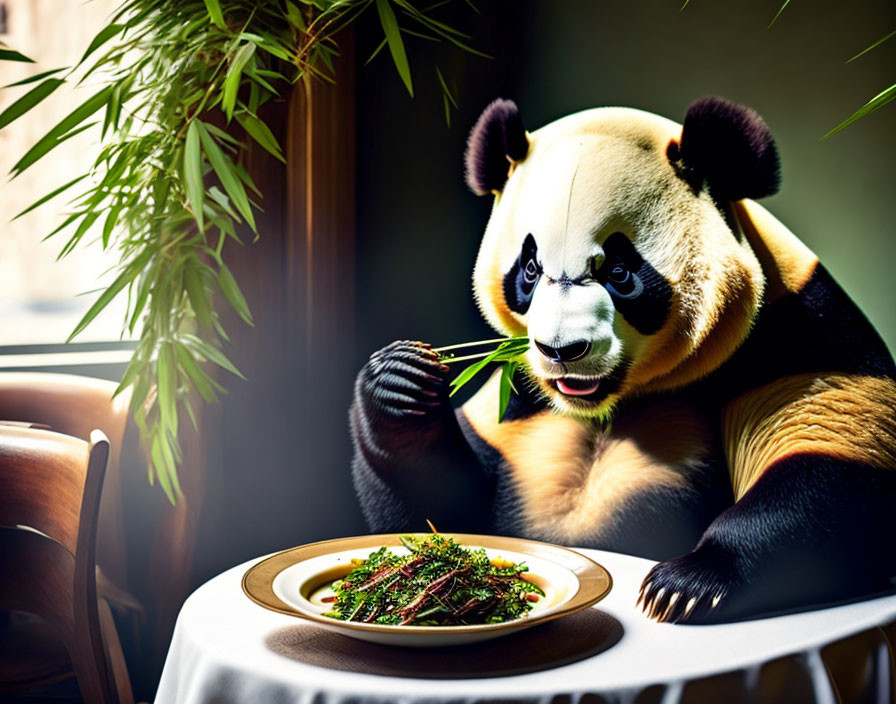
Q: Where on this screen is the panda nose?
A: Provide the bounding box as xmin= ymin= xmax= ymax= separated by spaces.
xmin=534 ymin=340 xmax=592 ymax=362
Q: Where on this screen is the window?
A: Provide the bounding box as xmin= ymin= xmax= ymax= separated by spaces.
xmin=0 ymin=0 xmax=130 ymax=348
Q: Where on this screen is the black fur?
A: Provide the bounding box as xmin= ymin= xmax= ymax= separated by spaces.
xmin=596 ymin=232 xmax=672 ymax=335
xmin=640 ymin=453 xmax=896 ymax=623
xmin=465 ymin=99 xmax=529 ymax=195
xmin=350 ymin=340 xmax=494 ymax=532
xmin=679 ymin=97 xmax=780 ymax=201
xmin=697 ymin=265 xmax=896 ymax=406
xmin=502 ymin=233 xmax=540 ymax=314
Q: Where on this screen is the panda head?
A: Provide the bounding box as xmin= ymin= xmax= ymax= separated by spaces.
xmin=466 ymin=97 xmax=779 ymax=420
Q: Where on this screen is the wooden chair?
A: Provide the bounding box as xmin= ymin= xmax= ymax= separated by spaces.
xmin=0 ymin=426 xmax=119 ymax=702
xmin=0 ymin=372 xmax=132 ymax=589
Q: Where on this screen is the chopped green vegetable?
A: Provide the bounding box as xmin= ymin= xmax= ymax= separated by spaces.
xmin=323 ymin=534 xmax=544 ymax=626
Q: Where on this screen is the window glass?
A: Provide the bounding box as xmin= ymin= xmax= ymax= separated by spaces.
xmin=0 ymin=0 xmax=130 ymax=346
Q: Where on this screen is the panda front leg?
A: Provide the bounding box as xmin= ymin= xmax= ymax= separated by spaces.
xmin=350 ymin=340 xmax=494 ymax=533
xmin=639 ymin=453 xmax=896 ymax=623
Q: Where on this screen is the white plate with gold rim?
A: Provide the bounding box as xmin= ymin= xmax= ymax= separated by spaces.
xmin=242 ymin=533 xmax=612 ymax=647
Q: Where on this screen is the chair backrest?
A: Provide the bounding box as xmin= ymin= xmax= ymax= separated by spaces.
xmin=0 ymin=425 xmax=114 ymax=702
xmin=0 ymin=372 xmax=131 ymax=585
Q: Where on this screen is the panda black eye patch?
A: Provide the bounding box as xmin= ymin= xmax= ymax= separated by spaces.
xmin=597 ymin=232 xmax=672 ymax=335
xmin=503 ymin=234 xmax=540 ymax=315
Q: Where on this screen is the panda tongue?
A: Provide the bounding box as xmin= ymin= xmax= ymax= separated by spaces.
xmin=556 ymin=378 xmax=601 ymax=397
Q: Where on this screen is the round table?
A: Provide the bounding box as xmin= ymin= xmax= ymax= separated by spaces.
xmin=155 ymin=548 xmax=896 ymax=703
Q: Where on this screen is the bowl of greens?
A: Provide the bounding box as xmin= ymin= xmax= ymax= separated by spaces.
xmin=242 ymin=533 xmax=612 ymax=646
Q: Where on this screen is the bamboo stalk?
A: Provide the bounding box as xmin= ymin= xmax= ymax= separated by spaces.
xmin=433 ymin=336 xmax=527 ymax=354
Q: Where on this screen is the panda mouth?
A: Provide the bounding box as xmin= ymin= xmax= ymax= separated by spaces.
xmin=553 ymin=377 xmax=602 ymax=397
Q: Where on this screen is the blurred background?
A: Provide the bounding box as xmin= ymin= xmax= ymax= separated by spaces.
xmin=1 ymin=0 xmax=893 ymax=698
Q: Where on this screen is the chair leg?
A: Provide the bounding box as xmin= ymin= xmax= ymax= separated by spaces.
xmin=99 ymin=597 xmax=135 ymax=704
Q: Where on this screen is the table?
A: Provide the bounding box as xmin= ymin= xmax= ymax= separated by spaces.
xmin=155 ymin=549 xmax=896 ymax=703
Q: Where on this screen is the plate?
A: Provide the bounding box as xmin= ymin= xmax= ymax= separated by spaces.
xmin=242 ymin=533 xmax=612 ymax=647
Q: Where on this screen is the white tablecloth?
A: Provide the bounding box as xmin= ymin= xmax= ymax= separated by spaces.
xmin=155 ymin=548 xmax=896 ymax=703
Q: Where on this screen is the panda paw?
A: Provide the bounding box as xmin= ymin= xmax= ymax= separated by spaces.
xmin=637 ymin=542 xmax=743 ymax=624
xmin=357 ymin=340 xmax=451 ymax=427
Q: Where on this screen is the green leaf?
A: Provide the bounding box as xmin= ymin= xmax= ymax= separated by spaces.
xmin=10 ymin=86 xmax=111 ymax=175
xmin=150 ymin=433 xmax=177 ymax=505
xmin=128 ymin=268 xmax=153 ymax=334
xmin=184 ymin=121 xmax=205 ymax=233
xmin=847 ymin=29 xmax=896 ymax=64
xmin=113 ymin=358 xmax=144 ymax=399
xmin=157 ymin=342 xmax=178 ymax=435
xmin=203 ymin=0 xmax=226 ymax=29
xmin=57 ymin=210 xmax=101 ymax=260
xmin=102 ymin=203 xmax=124 ymax=248
xmin=498 ymin=361 xmax=517 ymax=422
xmin=67 ymin=249 xmax=150 ymax=341
xmin=448 ymin=355 xmax=493 ymax=397
xmin=12 ymin=174 xmax=87 ymax=221
xmin=183 ymin=333 xmax=245 ymax=379
xmin=0 ymin=48 xmax=35 ymax=63
xmin=768 ymin=0 xmax=791 ymax=28
xmin=285 ymin=1 xmax=306 ymax=30
xmin=375 ymin=0 xmax=413 ymax=97
xmin=218 ymin=262 xmax=254 ymax=325
xmin=0 ymin=78 xmax=65 ymax=131
xmin=3 ymin=67 xmax=66 ymax=88
xmin=823 ymin=84 xmax=896 ymax=140
xmin=235 ymin=111 xmax=285 ymax=162
xmin=183 ymin=258 xmax=214 ymax=331
xmin=365 ymin=38 xmax=387 ymax=66
xmin=196 ymin=120 xmax=256 ymax=232
xmin=222 ymin=43 xmax=256 ymax=121
xmin=80 ymin=23 xmax=125 ymax=65
xmin=175 ymin=342 xmax=217 ymax=403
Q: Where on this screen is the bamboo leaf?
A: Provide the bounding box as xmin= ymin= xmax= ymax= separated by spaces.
xmin=128 ymin=270 xmax=153 ymax=334
xmin=196 ymin=120 xmax=256 ymax=231
xmin=175 ymin=342 xmax=217 ymax=402
xmin=823 ymin=84 xmax=896 ymax=140
xmin=184 ymin=121 xmax=205 ymax=232
xmin=284 ymin=1 xmax=306 ymax=31
xmin=235 ymin=111 xmax=285 ymax=162
xmin=218 ymin=262 xmax=254 ymax=325
xmin=183 ymin=333 xmax=245 ymax=379
xmin=113 ymin=358 xmax=144 ymax=399
xmin=366 ymin=38 xmax=387 ymax=66
xmin=222 ymin=43 xmax=255 ymax=121
xmin=12 ymin=174 xmax=87 ymax=220
xmin=183 ymin=257 xmax=214 ymax=331
xmin=80 ymin=23 xmax=125 ymax=65
xmin=3 ymin=67 xmax=65 ymax=88
xmin=0 ymin=78 xmax=65 ymax=131
xmin=498 ymin=360 xmax=517 ymax=422
xmin=150 ymin=434 xmax=177 ymax=504
xmin=102 ymin=203 xmax=124 ymax=248
xmin=67 ymin=249 xmax=150 ymax=341
xmin=768 ymin=0 xmax=791 ymax=28
xmin=57 ymin=210 xmax=101 ymax=260
xmin=847 ymin=29 xmax=896 ymax=63
xmin=0 ymin=48 xmax=35 ymax=63
xmin=376 ymin=0 xmax=413 ymax=97
xmin=203 ymin=0 xmax=226 ymax=30
xmin=11 ymin=86 xmax=111 ymax=175
xmin=157 ymin=343 xmax=178 ymax=435
xmin=448 ymin=355 xmax=492 ymax=396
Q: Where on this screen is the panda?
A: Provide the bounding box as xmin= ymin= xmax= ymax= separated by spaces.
xmin=349 ymin=97 xmax=896 ymax=623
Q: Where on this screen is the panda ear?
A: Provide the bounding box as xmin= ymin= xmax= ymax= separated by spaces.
xmin=677 ymin=97 xmax=780 ymax=201
xmin=465 ymin=98 xmax=530 ymax=196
